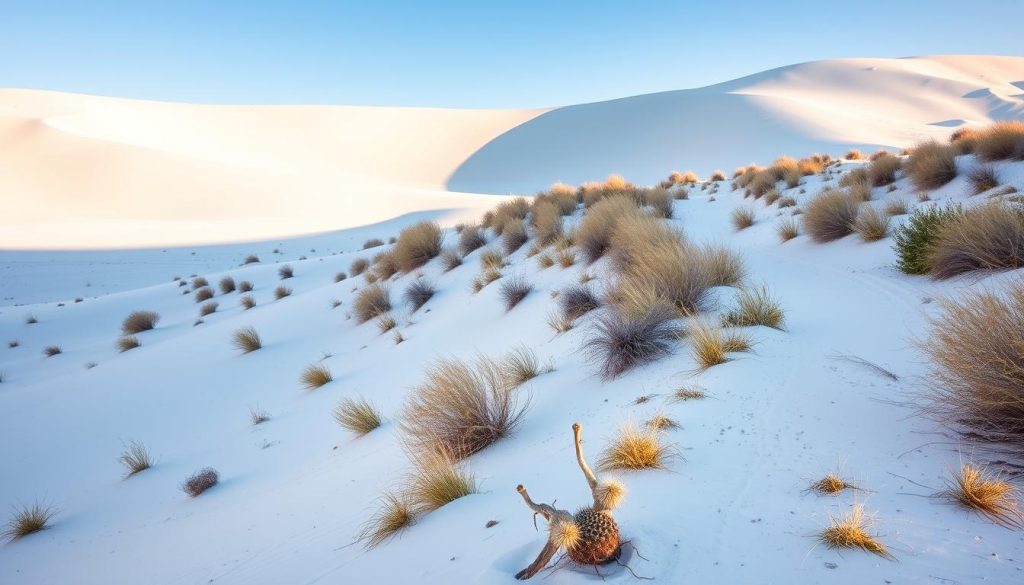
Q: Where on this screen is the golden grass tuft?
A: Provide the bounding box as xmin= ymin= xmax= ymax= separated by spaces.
xmin=479 ymin=248 xmax=506 ymax=271
xmin=393 ymin=221 xmax=443 ymax=272
xmin=405 ymin=449 xmax=479 ymax=513
xmin=400 ymin=355 xmax=529 ymax=459
xmin=883 ymin=199 xmax=908 ymax=216
xmin=921 ymin=281 xmax=1024 ymax=450
xmin=691 ymin=321 xmax=751 ymax=369
xmin=941 ymin=463 xmax=1023 ymax=528
xmin=803 ymin=189 xmax=859 ymax=242
xmin=722 ymin=285 xmax=785 ymax=329
xmin=647 ymin=414 xmax=679 ymax=430
xmin=232 ymin=326 xmax=262 ymax=353
xmin=354 ymin=283 xmax=392 ymax=322
xmin=597 ymin=423 xmax=671 ymax=470
xmin=241 ymin=295 xmax=256 ymax=310
xmin=357 ymin=492 xmax=415 ymax=549
xmin=971 ymin=120 xmax=1024 ymax=162
xmin=852 ymin=204 xmax=890 ymax=242
xmin=777 ymin=217 xmax=799 ymax=242
xmin=576 ymin=196 xmax=641 ymax=262
xmin=377 ymin=313 xmax=397 ymax=333
xmin=501 ymin=345 xmax=542 ymax=387
xmin=548 ymin=517 xmax=581 ymax=550
xmin=819 ymin=504 xmax=893 ymax=559
xmin=119 ymin=440 xmax=153 ymax=477
xmin=334 ymin=397 xmax=383 ymax=436
xmin=195 ymin=287 xmax=214 ymax=303
xmin=809 ymin=473 xmax=854 ymax=495
xmin=867 ymin=154 xmax=901 ymax=187
xmin=532 ymin=199 xmax=563 ymax=245
xmin=300 ymin=363 xmax=333 ymax=390
xmin=926 ymin=203 xmax=1024 ymax=278
xmin=905 ymin=140 xmax=958 ymax=191
xmin=274 ymin=286 xmax=292 ymax=300
xmin=4 ymin=502 xmax=57 ymax=540
xmin=122 ymin=310 xmax=159 ymax=334
xmin=731 ymin=207 xmax=755 ymax=230
xmin=182 ymin=467 xmax=219 ymax=497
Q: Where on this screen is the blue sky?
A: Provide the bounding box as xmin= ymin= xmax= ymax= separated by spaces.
xmin=2 ymin=0 xmax=1022 ymax=108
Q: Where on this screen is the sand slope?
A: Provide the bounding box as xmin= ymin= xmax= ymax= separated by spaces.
xmin=449 ymin=55 xmax=1024 ymax=193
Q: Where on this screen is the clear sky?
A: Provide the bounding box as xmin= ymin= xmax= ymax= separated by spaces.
xmin=2 ymin=0 xmax=1022 ymax=108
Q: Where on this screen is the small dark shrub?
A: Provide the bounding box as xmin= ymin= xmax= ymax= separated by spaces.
xmin=194 ymin=287 xmax=214 ymax=302
xmin=404 ymin=279 xmax=436 ymax=312
xmin=182 ymin=468 xmax=219 ymax=497
xmin=278 ymin=265 xmax=294 ymax=280
xmin=583 ymin=304 xmax=678 ymax=380
xmin=499 ymin=277 xmax=531 ymax=310
xmin=219 ymin=277 xmax=236 ymax=294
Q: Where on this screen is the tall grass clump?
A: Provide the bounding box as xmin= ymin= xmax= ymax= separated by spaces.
xmin=191 ymin=277 xmax=209 ymax=290
xmin=357 ymin=492 xmax=415 ymax=549
xmin=926 ymin=203 xmax=1024 ymax=278
xmin=500 ymin=277 xmax=531 ymax=310
xmin=559 ymin=285 xmax=601 ymax=321
xmin=501 ymin=345 xmax=542 ymax=387
xmin=278 ymin=265 xmax=293 ymax=279
xmin=921 ymin=280 xmax=1024 ymax=452
xmin=576 ymin=196 xmax=641 ymax=262
xmin=4 ymin=502 xmax=57 ymax=540
xmin=967 ymin=165 xmax=999 ymax=195
xmin=722 ymin=286 xmax=785 ymax=329
xmin=300 ymin=363 xmax=333 ymax=390
xmin=731 ymin=207 xmax=755 ymax=230
xmin=643 ymin=187 xmax=673 ymax=218
xmin=232 ymin=326 xmax=262 ymax=353
xmin=532 ymin=199 xmax=563 ymax=245
xmin=404 ymin=279 xmax=436 ymax=312
xmin=354 ymin=283 xmax=392 ymax=322
xmin=690 ymin=321 xmax=751 ymax=369
xmin=241 ymin=295 xmax=256 ymax=310
xmin=238 ymin=280 xmax=253 ymax=292
xmin=440 ymin=249 xmax=462 ymax=272
xmin=219 ymin=276 xmax=236 ymax=294
xmin=853 ymin=205 xmax=890 ymax=242
xmin=122 ymin=311 xmax=159 ymax=334
xmin=334 ymin=397 xmax=383 ymax=436
xmin=392 ymin=221 xmax=443 ymax=272
xmin=972 ymin=120 xmax=1024 ymax=162
xmin=274 ymin=286 xmax=292 ymax=300
xmin=199 ymin=301 xmax=219 ymax=316
xmin=867 ymin=154 xmax=901 ymax=186
xmin=350 ymin=258 xmax=369 ymax=276
xmin=399 ymin=355 xmax=529 ymax=459
xmin=458 ymin=226 xmax=487 ymax=256
xmin=892 ymin=204 xmax=962 ymax=274
xmin=597 ymin=423 xmax=671 ymax=470
xmin=584 ymin=303 xmax=678 ymax=380
xmin=404 ymin=450 xmax=479 ymax=513
xmin=904 ymin=140 xmax=958 ymax=191
xmin=502 ymin=220 xmax=528 ymax=254
xmin=803 ymin=189 xmax=859 ymax=242
xmin=118 ymin=440 xmax=153 ymax=477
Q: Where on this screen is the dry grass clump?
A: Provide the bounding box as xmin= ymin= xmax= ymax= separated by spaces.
xmin=43 ymin=345 xmax=62 ymax=357
xmin=501 ymin=345 xmax=542 ymax=387
xmin=660 ymin=170 xmax=699 ymax=188
xmin=584 ymin=303 xmax=678 ymax=380
xmin=763 ymin=189 xmax=781 ymax=206
xmin=219 ymin=276 xmax=236 ymax=294
xmin=122 ymin=310 xmax=159 ymax=334
xmin=499 ymin=276 xmax=532 ymax=310
xmin=722 ymin=286 xmax=785 ymax=329
xmin=278 ymin=264 xmax=294 ymax=280
xmin=803 ymin=189 xmax=859 ymax=242
xmin=673 ymin=386 xmax=706 ymax=401
xmin=867 ymin=154 xmax=901 ymax=186
xmin=491 ymin=197 xmax=531 ymax=234
xmin=543 ymin=182 xmax=579 ymax=214
xmin=536 ymin=254 xmax=555 ymax=269
xmin=182 ymin=468 xmax=219 ymax=497
xmin=710 ymin=170 xmax=727 ymax=181
xmin=597 ymin=423 xmax=670 ymax=470
xmin=274 ymin=286 xmax=292 ymax=300
xmin=405 ymin=450 xmax=479 ymax=513
xmin=576 ymin=196 xmax=641 ymax=262
xmin=926 ymin=203 xmax=1024 ymax=278
xmin=350 ymin=258 xmax=369 ymax=276
xmin=440 ymin=249 xmax=462 ymax=272
xmin=971 ymin=120 xmax=1024 ymax=162
xmin=192 ymin=276 xmax=209 ymax=289
xmin=532 ymin=199 xmax=563 ymax=245
xmin=747 ymin=171 xmax=778 ymax=198
xmin=354 ymin=283 xmax=392 ymax=322
xmin=700 ymin=244 xmax=746 ymax=287
xmin=363 ymin=238 xmax=385 ymax=249
xmin=357 ymin=492 xmax=415 ymax=549
xmin=400 ymin=355 xmax=529 ymax=459
xmin=559 ymin=285 xmax=601 ymax=321
xmin=334 ymin=272 xmax=347 ymax=283
xmin=967 ymin=165 xmax=999 ymax=195
xmin=904 ymin=140 xmax=958 ymax=191
xmin=241 ymin=295 xmax=256 ymax=310
xmin=472 ymin=267 xmax=502 ymax=292
xmin=853 ymin=205 xmax=890 ymax=242
xmin=238 ymin=280 xmax=253 ymax=292
xmin=377 ymin=313 xmax=397 ymax=333
xmin=941 ymin=463 xmax=1023 ymax=528
xmin=921 ymin=281 xmax=1024 ymax=449
xmin=119 ymin=440 xmax=152 ymax=477
xmin=334 ymin=397 xmax=383 ymax=436
xmin=777 ymin=217 xmax=799 ymax=242
xmin=4 ymin=502 xmax=57 ymax=540
xmin=232 ymin=326 xmax=262 ymax=353
xmin=195 ymin=287 xmax=214 ymax=302
xmin=249 ymin=406 xmax=270 ymax=425
xmin=547 ymin=310 xmax=574 ymax=333
xmin=117 ymin=336 xmax=140 ymax=352
xmin=690 ymin=321 xmax=751 ymax=369
xmin=556 ymin=249 xmax=575 ymax=268
xmin=404 ymin=279 xmax=436 ymax=312
xmin=392 ymin=221 xmax=443 ymax=272
xmin=300 ymin=363 xmax=333 ymax=390
xmin=502 ymin=220 xmax=528 ymax=254
xmin=643 ymin=187 xmax=673 ymax=218
xmin=819 ymin=504 xmax=893 ymax=559
xmin=883 ymin=199 xmax=908 ymax=216
xmin=647 ymin=414 xmax=679 ymax=430
xmin=777 ymin=196 xmax=796 ymax=208
xmin=845 ymin=149 xmax=865 ymax=160
xmin=372 ymin=250 xmax=399 ymax=280
xmin=458 ymin=226 xmax=487 ymax=256
xmin=479 ymin=248 xmax=505 ymax=271
xmin=243 ymin=254 xmax=260 ymax=264
xmin=199 ymin=301 xmax=219 ymax=316
xmin=731 ymin=207 xmax=755 ymax=230
xmin=809 ymin=473 xmax=854 ymax=495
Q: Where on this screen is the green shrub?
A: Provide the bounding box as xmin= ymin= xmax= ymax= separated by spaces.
xmin=892 ymin=204 xmax=963 ymax=274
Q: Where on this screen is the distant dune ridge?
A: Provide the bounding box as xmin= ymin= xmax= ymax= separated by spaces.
xmin=1 ymin=54 xmax=1022 ymax=249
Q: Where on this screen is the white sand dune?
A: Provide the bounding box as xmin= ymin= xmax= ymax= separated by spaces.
xmin=2 ymin=55 xmax=1022 ymax=251
xmin=450 ymin=55 xmax=1024 ymax=193
xmin=0 ymin=90 xmax=545 ymax=249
